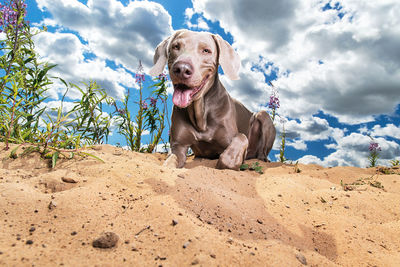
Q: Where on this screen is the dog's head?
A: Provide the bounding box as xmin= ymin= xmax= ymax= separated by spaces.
xmin=149 ymin=29 xmax=240 ymax=108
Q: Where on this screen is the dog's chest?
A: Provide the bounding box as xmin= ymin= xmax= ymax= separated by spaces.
xmin=191 ymin=126 xmax=233 ymax=158
xmin=191 ymin=140 xmax=225 ymax=159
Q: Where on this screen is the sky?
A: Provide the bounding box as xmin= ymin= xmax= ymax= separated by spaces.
xmin=21 ymin=0 xmax=400 ymax=167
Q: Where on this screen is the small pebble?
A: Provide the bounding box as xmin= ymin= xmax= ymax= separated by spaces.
xmin=71 ymin=231 xmax=77 ymax=236
xmin=26 ymin=240 xmax=33 ymax=245
xmin=295 ymin=253 xmax=307 ymax=265
xmin=48 ymin=201 xmax=57 ymax=210
xmin=62 ymin=177 xmax=77 ymax=183
xmin=29 ymin=227 xmax=36 ymax=233
xmin=172 ymin=219 xmax=178 ymax=226
xmin=92 ymin=232 xmax=119 ymax=249
xmin=183 ymin=241 xmax=190 ymax=249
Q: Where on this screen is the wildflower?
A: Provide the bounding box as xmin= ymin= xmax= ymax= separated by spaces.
xmin=369 ymin=142 xmax=381 ymax=152
xmin=135 ymin=60 xmax=145 ymax=85
xmin=117 ymin=108 xmax=125 ymax=116
xmin=150 ymin=97 xmax=157 ymax=107
xmin=0 ymin=0 xmax=28 ymax=33
xmin=135 ymin=73 xmax=145 ymax=84
xmin=367 ymin=139 xmax=381 ymax=168
xmin=268 ymin=81 xmax=280 ymax=121
xmin=158 ymin=72 xmax=168 ymax=81
xmin=141 ymin=100 xmax=148 ymax=110
xmin=268 ymin=95 xmax=280 ymax=109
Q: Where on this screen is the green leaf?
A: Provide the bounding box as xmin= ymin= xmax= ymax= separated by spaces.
xmin=79 ymin=152 xmax=104 ymax=163
xmin=240 ymin=164 xmax=249 ymax=171
xmin=20 ymin=146 xmax=39 ymax=157
xmin=9 ymin=145 xmax=21 ymax=159
xmin=52 ymin=151 xmax=60 ymax=168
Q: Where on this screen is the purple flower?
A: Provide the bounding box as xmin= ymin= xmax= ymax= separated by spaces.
xmin=141 ymin=100 xmax=148 ymax=110
xmin=150 ymin=97 xmax=157 ymax=107
xmin=268 ymin=95 xmax=280 ymax=109
xmin=0 ymin=0 xmax=27 ymax=32
xmin=369 ymin=142 xmax=381 ymax=152
xmin=135 ymin=73 xmax=145 ymax=84
xmin=158 ymin=72 xmax=168 ymax=81
xmin=135 ymin=60 xmax=145 ymax=85
xmin=117 ymin=108 xmax=126 ymax=116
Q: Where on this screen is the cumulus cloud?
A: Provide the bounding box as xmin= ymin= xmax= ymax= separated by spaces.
xmin=371 ymin=124 xmax=400 ymax=140
xmin=297 ymin=132 xmax=400 ymax=167
xmin=191 ymin=0 xmax=400 ymax=124
xmin=36 ymin=0 xmax=173 ymax=70
xmin=32 ymin=0 xmax=173 ymax=101
xmin=220 ymin=61 xmax=269 ymax=112
xmin=272 ymin=116 xmax=344 ymax=146
xmin=34 ymin=31 xmax=135 ymax=100
xmin=185 ymin=8 xmax=209 ymax=30
xmin=270 ymin=117 xmax=399 ymax=167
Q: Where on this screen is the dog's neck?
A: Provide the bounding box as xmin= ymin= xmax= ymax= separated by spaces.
xmin=188 ymin=96 xmax=206 ymax=132
xmin=187 ymin=76 xmax=226 ymax=132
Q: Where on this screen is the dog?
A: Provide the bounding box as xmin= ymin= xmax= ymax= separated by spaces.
xmin=149 ymin=29 xmax=276 ymax=170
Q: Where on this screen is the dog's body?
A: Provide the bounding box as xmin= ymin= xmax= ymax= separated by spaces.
xmin=149 ymin=30 xmax=276 ymax=170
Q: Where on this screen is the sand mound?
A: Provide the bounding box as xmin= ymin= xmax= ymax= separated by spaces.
xmin=0 ymin=143 xmax=399 ymax=266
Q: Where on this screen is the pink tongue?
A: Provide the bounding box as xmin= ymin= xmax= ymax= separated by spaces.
xmin=173 ymin=89 xmax=192 ymax=108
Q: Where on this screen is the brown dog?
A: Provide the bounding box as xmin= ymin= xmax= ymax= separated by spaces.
xmin=149 ymin=30 xmax=276 ymax=170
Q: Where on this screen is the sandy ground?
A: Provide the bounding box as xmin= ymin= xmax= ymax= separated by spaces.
xmin=0 ymin=143 xmax=399 ymax=266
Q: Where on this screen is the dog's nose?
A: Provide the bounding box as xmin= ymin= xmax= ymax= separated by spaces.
xmin=172 ymin=62 xmax=193 ymax=80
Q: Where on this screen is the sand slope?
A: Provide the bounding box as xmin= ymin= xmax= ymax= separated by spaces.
xmin=0 ymin=144 xmax=399 ymax=266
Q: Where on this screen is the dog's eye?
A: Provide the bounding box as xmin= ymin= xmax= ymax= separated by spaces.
xmin=172 ymin=43 xmax=180 ymax=50
xmin=202 ymin=48 xmax=211 ymax=54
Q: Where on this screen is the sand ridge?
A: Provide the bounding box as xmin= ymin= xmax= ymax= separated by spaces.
xmin=0 ymin=143 xmax=399 ymax=266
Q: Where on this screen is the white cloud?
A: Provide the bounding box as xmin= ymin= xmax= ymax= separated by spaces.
xmin=371 ymin=124 xmax=400 ymax=140
xmin=297 ymin=155 xmax=324 ymax=166
xmin=288 ymin=139 xmax=307 ymax=151
xmin=185 ymin=7 xmax=210 ymax=30
xmin=298 ymin=132 xmax=400 ymax=167
xmin=36 ymin=0 xmax=173 ymax=70
xmin=33 ymin=31 xmax=135 ymax=100
xmin=32 ymin=0 xmax=173 ymax=102
xmin=184 ymin=8 xmax=194 ymax=21
xmin=191 ymin=0 xmax=400 ymax=125
xmin=221 ymin=61 xmax=269 ymax=112
xmin=272 ymin=116 xmax=344 ymax=144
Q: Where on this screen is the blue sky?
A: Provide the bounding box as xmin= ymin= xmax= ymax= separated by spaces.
xmin=22 ymin=0 xmax=400 ymax=167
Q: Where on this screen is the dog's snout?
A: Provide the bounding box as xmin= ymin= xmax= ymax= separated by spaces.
xmin=172 ymin=62 xmax=193 ymax=80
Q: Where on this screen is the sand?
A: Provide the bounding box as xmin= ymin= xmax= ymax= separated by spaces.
xmin=0 ymin=143 xmax=399 ymax=266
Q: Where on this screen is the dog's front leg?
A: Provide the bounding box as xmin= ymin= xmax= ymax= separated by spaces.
xmin=216 ymin=133 xmax=248 ymax=170
xmin=164 ymin=144 xmax=188 ymax=168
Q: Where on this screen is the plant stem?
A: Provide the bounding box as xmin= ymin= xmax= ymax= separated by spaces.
xmin=0 ymin=2 xmax=22 ymax=92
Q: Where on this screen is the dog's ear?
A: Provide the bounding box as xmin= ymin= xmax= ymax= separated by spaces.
xmin=212 ymin=34 xmax=241 ymax=80
xmin=149 ymin=30 xmax=187 ymax=76
xmin=148 ymin=36 xmax=171 ymax=76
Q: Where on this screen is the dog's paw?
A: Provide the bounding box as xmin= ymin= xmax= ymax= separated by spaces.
xmin=216 ymin=153 xmax=241 ymax=170
xmin=217 ymin=134 xmax=248 ymax=170
xmin=163 ymin=154 xmax=178 ymax=168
